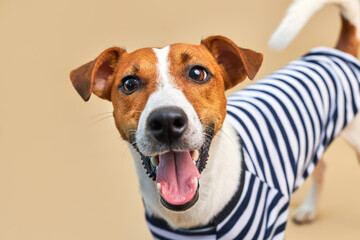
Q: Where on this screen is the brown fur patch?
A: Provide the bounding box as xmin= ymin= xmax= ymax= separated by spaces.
xmin=110 ymin=48 xmax=158 ymax=142
xmin=168 ymin=44 xmax=228 ymax=136
xmin=181 ymin=53 xmax=191 ymax=63
xmin=336 ymin=15 xmax=359 ymax=57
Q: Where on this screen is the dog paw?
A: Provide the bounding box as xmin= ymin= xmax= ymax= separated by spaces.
xmin=292 ymin=205 xmax=316 ymax=224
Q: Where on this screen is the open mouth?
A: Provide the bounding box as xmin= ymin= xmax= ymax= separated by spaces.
xmin=137 ymin=133 xmax=213 ymax=211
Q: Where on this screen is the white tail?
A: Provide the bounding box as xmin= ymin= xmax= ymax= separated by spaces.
xmin=269 ymin=0 xmax=360 ymax=50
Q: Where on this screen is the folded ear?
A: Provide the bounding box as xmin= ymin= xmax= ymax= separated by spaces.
xmin=201 ymin=36 xmax=263 ymax=90
xmin=70 ymin=47 xmax=126 ymax=101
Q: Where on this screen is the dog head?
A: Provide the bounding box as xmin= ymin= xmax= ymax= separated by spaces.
xmin=70 ymin=36 xmax=262 ymax=211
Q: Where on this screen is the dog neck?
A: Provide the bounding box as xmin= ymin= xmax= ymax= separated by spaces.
xmin=128 ymin=117 xmax=244 ymax=229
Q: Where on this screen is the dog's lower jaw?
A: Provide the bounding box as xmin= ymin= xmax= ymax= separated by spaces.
xmin=127 ymin=117 xmax=243 ymax=229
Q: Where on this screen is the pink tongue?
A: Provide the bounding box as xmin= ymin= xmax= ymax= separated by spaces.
xmin=156 ymin=151 xmax=200 ymax=205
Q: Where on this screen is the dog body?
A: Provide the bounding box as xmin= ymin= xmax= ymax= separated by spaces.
xmin=143 ymin=47 xmax=360 ymax=239
xmin=70 ymin=0 xmax=360 ymax=239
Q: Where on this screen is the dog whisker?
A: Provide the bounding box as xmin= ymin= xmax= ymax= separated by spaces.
xmin=93 ymin=111 xmax=113 ymax=117
xmin=88 ymin=115 xmax=114 ymax=127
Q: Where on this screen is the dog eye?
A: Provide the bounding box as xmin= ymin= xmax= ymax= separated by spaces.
xmin=188 ymin=66 xmax=211 ymax=83
xmin=119 ymin=76 xmax=140 ymax=94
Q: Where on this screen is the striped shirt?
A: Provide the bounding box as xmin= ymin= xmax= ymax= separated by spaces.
xmin=145 ymin=47 xmax=360 ymax=239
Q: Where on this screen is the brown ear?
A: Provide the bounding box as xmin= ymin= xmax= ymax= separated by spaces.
xmin=70 ymin=47 xmax=126 ymax=101
xmin=201 ymin=36 xmax=263 ymax=90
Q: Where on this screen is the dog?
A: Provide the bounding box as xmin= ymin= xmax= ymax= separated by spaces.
xmin=70 ymin=0 xmax=360 ymax=238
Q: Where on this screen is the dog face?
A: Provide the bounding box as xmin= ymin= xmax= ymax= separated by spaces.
xmin=70 ymin=36 xmax=262 ymax=211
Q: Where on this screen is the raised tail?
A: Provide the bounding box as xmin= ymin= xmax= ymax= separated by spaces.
xmin=269 ymin=0 xmax=360 ymax=56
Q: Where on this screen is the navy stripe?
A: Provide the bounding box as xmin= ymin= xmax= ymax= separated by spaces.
xmin=331 ymin=59 xmax=354 ymax=128
xmin=146 ymin=214 xmax=216 ymax=236
xmin=262 ymin=78 xmax=312 ymax=183
xmin=348 ymin=64 xmax=360 ymax=113
xmin=235 ymin=90 xmax=297 ymax=193
xmin=280 ymin=71 xmax=323 ymax=137
xmin=228 ymin=100 xmax=280 ymax=189
xmin=265 ymin=192 xmax=285 ymax=229
xmin=228 ymin=98 xmax=291 ymax=193
xmin=246 ymin=88 xmax=298 ymax=183
xmin=234 ymin=181 xmax=265 ymax=239
xmin=252 ymin=188 xmax=270 ymax=239
xmin=307 ymin=60 xmax=339 ymax=144
xmin=273 ymin=222 xmax=287 ymax=238
xmin=265 ymin=203 xmax=289 ymax=239
xmin=227 ymin=103 xmax=279 ymax=189
xmin=289 ymin=61 xmax=333 ymax=157
xmin=287 ymin=64 xmax=325 ymax=106
xmin=302 ymin=60 xmax=339 ymax=149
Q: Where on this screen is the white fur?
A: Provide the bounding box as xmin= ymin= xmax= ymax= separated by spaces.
xmin=129 ymin=118 xmax=243 ymax=228
xmin=269 ymin=0 xmax=360 ymax=50
xmin=292 ymin=181 xmax=319 ymax=223
xmin=135 ymin=46 xmax=204 ymax=155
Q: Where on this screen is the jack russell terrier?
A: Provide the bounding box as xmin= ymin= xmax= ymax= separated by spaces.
xmin=70 ymin=0 xmax=360 ymax=238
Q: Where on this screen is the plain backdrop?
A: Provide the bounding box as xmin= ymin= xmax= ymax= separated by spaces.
xmin=0 ymin=0 xmax=360 ymax=239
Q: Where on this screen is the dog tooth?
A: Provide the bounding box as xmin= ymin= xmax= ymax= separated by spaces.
xmin=191 ymin=150 xmax=200 ymax=161
xmin=156 ymin=183 xmax=161 ymax=192
xmin=194 ymin=177 xmax=198 ymax=189
xmin=193 ymin=160 xmax=196 ymax=166
xmin=151 ymin=156 xmax=159 ymax=167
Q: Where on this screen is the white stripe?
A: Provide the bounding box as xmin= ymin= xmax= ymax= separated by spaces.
xmin=153 ymin=46 xmax=173 ymax=89
xmin=226 ymin=105 xmax=266 ymax=181
xmin=257 ymin=77 xmax=310 ymax=188
xmin=287 ymin=60 xmax=331 ymax=120
xmin=328 ymin=57 xmax=347 ymax=136
xmin=264 ymin=70 xmax=323 ymax=185
xmin=244 ymin=184 xmax=268 ymax=239
xmin=311 ymin=47 xmax=360 ymax=66
xmin=349 ymin=65 xmax=360 ymax=110
xmin=228 ymin=97 xmax=289 ymax=193
xmin=332 ymin=57 xmax=356 ymax=123
xmin=229 ymin=91 xmax=294 ymax=194
xmin=227 ymin=104 xmax=274 ymax=186
xmin=267 ymin=195 xmax=288 ymax=229
xmin=257 ymin=189 xmax=278 ymax=240
xmin=269 ymin=208 xmax=289 ymax=240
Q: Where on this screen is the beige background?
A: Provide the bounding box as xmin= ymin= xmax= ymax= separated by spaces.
xmin=0 ymin=0 xmax=359 ymax=239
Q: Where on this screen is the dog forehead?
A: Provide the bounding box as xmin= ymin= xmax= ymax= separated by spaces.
xmin=119 ymin=47 xmax=157 ymax=71
xmin=119 ymin=43 xmax=216 ymax=73
xmin=167 ymin=43 xmax=217 ymax=65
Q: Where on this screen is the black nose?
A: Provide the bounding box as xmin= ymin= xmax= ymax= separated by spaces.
xmin=147 ymin=107 xmax=188 ymax=144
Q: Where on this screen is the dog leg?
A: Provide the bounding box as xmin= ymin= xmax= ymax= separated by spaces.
xmin=341 ymin=113 xmax=360 ymax=163
xmin=292 ymin=158 xmax=326 ymax=224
